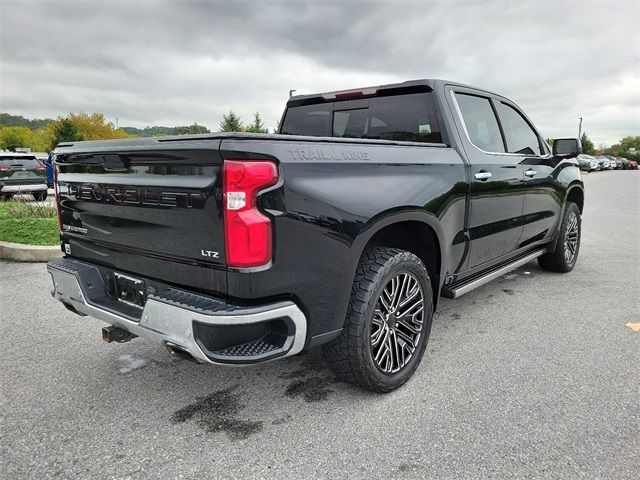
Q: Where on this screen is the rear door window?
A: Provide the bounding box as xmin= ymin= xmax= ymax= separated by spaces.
xmin=454 ymin=93 xmax=505 ymax=153
xmin=495 ymin=102 xmax=543 ymax=155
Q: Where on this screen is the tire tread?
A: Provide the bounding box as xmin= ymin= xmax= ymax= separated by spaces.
xmin=324 ymin=246 xmax=432 ymax=392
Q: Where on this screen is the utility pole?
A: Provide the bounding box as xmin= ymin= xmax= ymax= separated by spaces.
xmin=578 ymin=117 xmax=582 ymax=139
xmin=289 ymin=89 xmax=296 ymax=98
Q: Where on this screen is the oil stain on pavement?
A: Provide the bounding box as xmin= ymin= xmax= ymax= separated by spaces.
xmin=172 ymin=386 xmax=263 ymax=440
xmin=285 ymin=376 xmax=335 ymax=402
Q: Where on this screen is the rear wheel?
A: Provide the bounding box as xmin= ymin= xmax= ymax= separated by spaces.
xmin=33 ymin=191 xmax=47 ymax=202
xmin=324 ymin=247 xmax=433 ymax=393
xmin=538 ymin=202 xmax=581 ymax=273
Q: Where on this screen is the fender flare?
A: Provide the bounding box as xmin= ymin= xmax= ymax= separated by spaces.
xmin=565 ymin=181 xmax=585 ymax=212
xmin=348 ymin=208 xmax=447 ymax=289
xmin=549 ymin=181 xmax=585 ymax=252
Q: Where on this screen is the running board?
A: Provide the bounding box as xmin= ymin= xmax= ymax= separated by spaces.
xmin=441 ymin=249 xmax=546 ymax=299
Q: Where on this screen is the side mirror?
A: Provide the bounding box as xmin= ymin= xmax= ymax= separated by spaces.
xmin=553 ymin=138 xmax=581 ymax=159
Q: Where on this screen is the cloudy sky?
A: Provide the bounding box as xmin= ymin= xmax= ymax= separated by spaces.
xmin=1 ymin=0 xmax=638 ymax=146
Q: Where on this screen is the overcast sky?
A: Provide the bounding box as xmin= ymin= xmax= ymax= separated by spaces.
xmin=1 ymin=0 xmax=638 ymax=146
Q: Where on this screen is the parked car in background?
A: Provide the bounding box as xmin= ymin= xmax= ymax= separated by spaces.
xmin=605 ymin=156 xmax=620 ymax=169
xmin=0 ymin=152 xmax=48 ymax=200
xmin=577 ymin=154 xmax=598 ymax=172
xmin=596 ymin=156 xmax=610 ymax=170
xmin=576 ymin=155 xmax=592 ymax=172
xmin=615 ymin=157 xmax=630 ymax=169
xmin=588 ymin=156 xmax=600 ymax=171
xmin=588 ymin=155 xmax=602 ymax=171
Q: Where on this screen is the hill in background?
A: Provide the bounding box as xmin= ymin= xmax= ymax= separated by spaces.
xmin=0 ymin=112 xmax=205 ymax=137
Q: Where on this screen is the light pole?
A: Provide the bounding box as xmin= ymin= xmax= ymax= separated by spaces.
xmin=578 ymin=117 xmax=582 ymax=139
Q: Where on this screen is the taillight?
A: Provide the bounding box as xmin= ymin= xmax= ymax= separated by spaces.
xmin=54 ymin=163 xmax=62 ymax=231
xmin=223 ymin=160 xmax=278 ymax=268
xmin=0 ymin=165 xmax=11 ymax=171
xmin=35 ymin=165 xmax=46 ymax=171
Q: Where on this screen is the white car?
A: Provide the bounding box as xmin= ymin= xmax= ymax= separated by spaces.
xmin=578 ymin=154 xmax=599 ymax=172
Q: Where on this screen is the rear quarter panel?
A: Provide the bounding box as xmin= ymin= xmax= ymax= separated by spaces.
xmin=221 ymin=138 xmax=467 ymax=342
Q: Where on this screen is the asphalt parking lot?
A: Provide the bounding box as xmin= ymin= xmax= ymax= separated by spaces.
xmin=1 ymin=171 xmax=638 ymax=479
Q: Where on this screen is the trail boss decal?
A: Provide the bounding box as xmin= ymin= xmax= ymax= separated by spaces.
xmin=287 ymin=149 xmax=370 ymax=161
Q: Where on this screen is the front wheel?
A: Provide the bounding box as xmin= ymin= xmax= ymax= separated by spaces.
xmin=324 ymin=247 xmax=433 ymax=393
xmin=538 ymin=202 xmax=581 ymax=273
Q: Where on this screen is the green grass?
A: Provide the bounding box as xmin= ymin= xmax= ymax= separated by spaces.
xmin=0 ymin=201 xmax=60 ymax=246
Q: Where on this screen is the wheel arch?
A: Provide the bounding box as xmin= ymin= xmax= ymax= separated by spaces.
xmin=566 ymin=183 xmax=584 ymax=213
xmin=350 ymin=210 xmax=445 ymax=307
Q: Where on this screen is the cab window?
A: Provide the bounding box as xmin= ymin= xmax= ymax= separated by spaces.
xmin=495 ymin=102 xmax=543 ymax=155
xmin=454 ymin=93 xmax=505 ymax=153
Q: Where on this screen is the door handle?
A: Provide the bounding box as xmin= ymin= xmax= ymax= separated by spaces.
xmin=524 ymin=169 xmax=537 ymax=177
xmin=474 ymin=171 xmax=492 ymax=181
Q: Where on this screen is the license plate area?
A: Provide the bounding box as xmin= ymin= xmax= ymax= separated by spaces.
xmin=114 ymin=273 xmax=146 ymax=309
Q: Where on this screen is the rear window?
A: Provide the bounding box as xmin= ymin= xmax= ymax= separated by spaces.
xmin=281 ymin=92 xmax=442 ymax=143
xmin=0 ymin=156 xmax=40 ymax=167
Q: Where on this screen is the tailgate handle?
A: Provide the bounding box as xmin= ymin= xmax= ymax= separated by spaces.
xmin=102 ymin=155 xmax=130 ymax=171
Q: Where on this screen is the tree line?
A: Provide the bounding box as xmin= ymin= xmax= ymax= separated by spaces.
xmin=0 ymin=111 xmax=272 ymax=152
xmin=1 ymin=111 xmax=637 ymax=160
xmin=577 ymin=132 xmax=639 ymax=160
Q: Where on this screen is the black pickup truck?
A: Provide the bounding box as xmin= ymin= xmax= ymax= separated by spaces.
xmin=48 ymin=79 xmax=584 ymax=392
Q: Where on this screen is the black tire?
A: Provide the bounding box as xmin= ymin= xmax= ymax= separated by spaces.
xmin=33 ymin=191 xmax=47 ymax=202
xmin=538 ymin=202 xmax=581 ymax=273
xmin=323 ymin=247 xmax=433 ymax=393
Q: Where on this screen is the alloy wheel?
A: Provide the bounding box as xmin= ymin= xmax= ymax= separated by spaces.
xmin=564 ymin=212 xmax=579 ymax=263
xmin=370 ymin=272 xmax=425 ymax=374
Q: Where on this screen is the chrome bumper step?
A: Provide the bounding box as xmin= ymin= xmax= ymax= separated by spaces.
xmin=47 ymin=257 xmax=307 ymax=365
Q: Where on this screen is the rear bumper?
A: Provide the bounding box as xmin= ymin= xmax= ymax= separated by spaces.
xmin=47 ymin=257 xmax=307 ymax=365
xmin=1 ymin=183 xmax=47 ymax=193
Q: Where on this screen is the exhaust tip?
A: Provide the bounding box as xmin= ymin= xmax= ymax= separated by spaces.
xmin=165 ymin=342 xmax=199 ymax=363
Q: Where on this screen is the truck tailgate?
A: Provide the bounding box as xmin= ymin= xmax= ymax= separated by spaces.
xmin=55 ymin=140 xmax=227 ymax=295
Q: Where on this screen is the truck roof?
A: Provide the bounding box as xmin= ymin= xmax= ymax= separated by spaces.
xmin=286 ymin=79 xmax=497 ymax=106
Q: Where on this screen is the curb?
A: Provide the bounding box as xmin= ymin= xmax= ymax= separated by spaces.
xmin=0 ymin=240 xmax=62 ymax=262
